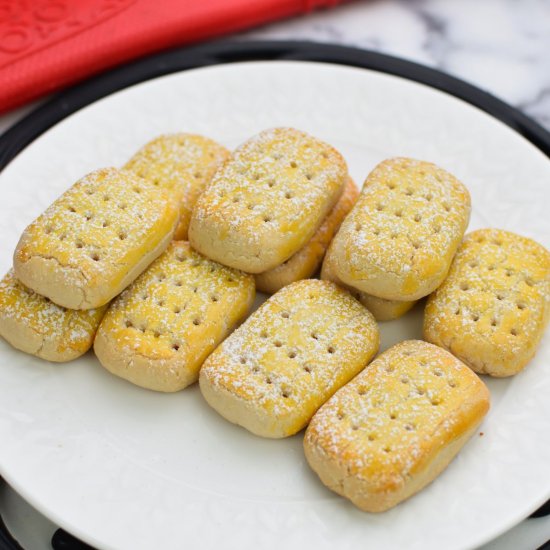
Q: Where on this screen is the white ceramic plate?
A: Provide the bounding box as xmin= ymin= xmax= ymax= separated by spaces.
xmin=0 ymin=61 xmax=549 ymax=550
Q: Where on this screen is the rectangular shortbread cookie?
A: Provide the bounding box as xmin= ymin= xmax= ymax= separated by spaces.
xmin=124 ymin=133 xmax=229 ymax=240
xmin=14 ymin=168 xmax=179 ymax=310
xmin=94 ymin=242 xmax=255 ymax=392
xmin=199 ymin=279 xmax=379 ymax=438
xmin=0 ymin=270 xmax=106 ymax=362
xmin=327 ymin=158 xmax=471 ymax=301
xmin=424 ymin=229 xmax=550 ymax=376
xmin=304 ymin=340 xmax=490 ymax=512
xmin=255 ymin=177 xmax=358 ymax=294
xmin=321 ymin=252 xmax=416 ymax=321
xmin=189 ymin=127 xmax=348 ymax=273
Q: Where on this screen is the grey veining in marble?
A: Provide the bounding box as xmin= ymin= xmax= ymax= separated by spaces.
xmin=240 ymin=0 xmax=550 ymax=130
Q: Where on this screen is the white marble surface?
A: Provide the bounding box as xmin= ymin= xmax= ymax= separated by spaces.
xmin=0 ymin=1 xmax=549 ymax=549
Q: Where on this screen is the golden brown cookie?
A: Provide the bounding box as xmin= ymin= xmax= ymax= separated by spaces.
xmin=0 ymin=270 xmax=106 ymax=362
xmin=94 ymin=242 xmax=255 ymax=391
xmin=327 ymin=158 xmax=470 ymax=301
xmin=189 ymin=128 xmax=347 ymax=273
xmin=424 ymin=229 xmax=550 ymax=376
xmin=304 ymin=340 xmax=490 ymax=512
xmin=199 ymin=279 xmax=379 ymax=438
xmin=14 ymin=168 xmax=179 ymax=309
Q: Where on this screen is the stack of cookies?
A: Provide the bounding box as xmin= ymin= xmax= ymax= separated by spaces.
xmin=1 ymin=126 xmax=548 ymax=514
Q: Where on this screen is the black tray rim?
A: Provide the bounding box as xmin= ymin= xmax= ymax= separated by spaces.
xmin=0 ymin=39 xmax=549 ymax=550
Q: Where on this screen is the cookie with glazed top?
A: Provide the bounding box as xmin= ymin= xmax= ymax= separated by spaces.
xmin=124 ymin=133 xmax=230 ymax=240
xmin=327 ymin=157 xmax=471 ymax=301
xmin=255 ymin=177 xmax=358 ymax=294
xmin=199 ymin=279 xmax=379 ymax=438
xmin=189 ymin=127 xmax=348 ymax=273
xmin=0 ymin=270 xmax=107 ymax=362
xmin=321 ymin=252 xmax=416 ymax=321
xmin=424 ymin=229 xmax=550 ymax=376
xmin=13 ymin=168 xmax=179 ymax=310
xmin=304 ymin=340 xmax=490 ymax=512
xmin=94 ymin=242 xmax=255 ymax=392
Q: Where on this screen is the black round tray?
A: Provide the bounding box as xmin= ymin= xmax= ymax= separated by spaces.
xmin=0 ymin=40 xmax=549 ymax=550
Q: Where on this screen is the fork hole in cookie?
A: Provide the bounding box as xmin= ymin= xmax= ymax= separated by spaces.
xmin=284 ymin=191 xmax=294 ymax=199
xmin=413 ymin=241 xmax=421 ymax=250
xmin=266 ymin=377 xmax=273 ymax=385
xmin=357 ymin=386 xmax=367 ymax=396
xmin=510 ymin=328 xmax=518 ymax=336
xmin=288 ymin=351 xmax=297 ymax=359
xmin=118 ymin=203 xmax=127 ymax=210
xmin=368 ymin=434 xmax=376 ymax=441
xmin=157 ymin=300 xmax=165 ymax=307
xmin=448 ymin=380 xmax=457 ymax=388
xmin=303 ymin=365 xmax=312 ymax=374
xmin=91 ymin=253 xmax=100 ymax=262
xmin=351 ymin=425 xmax=359 ymax=431
xmin=274 ymin=340 xmax=282 ymax=348
xmin=290 ymin=161 xmax=297 ymax=169
xmin=281 ymin=390 xmax=290 ymax=399
xmin=414 ymin=214 xmax=422 ymax=223
xmin=239 ymin=357 xmax=246 ymax=365
xmin=125 ymin=320 xmax=133 ymax=328
xmin=491 ymin=319 xmax=498 ymax=327
xmin=211 ymin=294 xmax=219 ymax=302
xmin=232 ymin=196 xmax=240 ymax=203
xmin=157 ymin=273 xmax=166 ymax=281
xmin=469 ymin=261 xmax=478 ymax=268
xmin=193 ymin=318 xmax=202 ymax=326
xmin=355 ymin=223 xmax=362 ymax=232
xmin=433 ymin=369 xmax=443 ymax=377
xmin=260 ymin=331 xmax=268 ymax=339
xmin=194 ymin=172 xmax=202 ymax=179
xmin=404 ymin=423 xmax=415 ymax=431
xmin=373 ymin=229 xmax=380 ymax=236
xmin=433 ymin=224 xmax=441 ymax=234
xmin=174 ymin=280 xmax=183 ymax=287
xmin=496 ymin=294 xmax=504 ymax=301
xmin=488 ymin=265 xmax=495 ymax=271
xmin=460 ymin=283 xmax=469 ymax=291
xmin=103 ymin=195 xmax=110 ymax=202
xmin=153 ymin=331 xmax=161 ymax=338
xmin=133 ymin=187 xmax=141 ymax=194
xmin=376 ymin=203 xmax=385 ymax=211
xmin=139 ymin=325 xmax=146 ymax=333
xmin=391 ymin=233 xmax=398 ymax=240
xmin=173 ymin=306 xmax=181 ymax=314
xmin=263 ymin=216 xmax=272 ymax=223
xmin=389 ymin=413 xmax=397 ymax=420
xmin=525 ymin=278 xmax=534 ymax=287
xmin=306 ymin=173 xmax=313 ymax=180
xmin=443 ymin=203 xmax=451 ymax=212
xmin=68 ymin=206 xmax=76 ymax=213
xmin=383 ymin=446 xmax=391 ymax=453
xmin=267 ymin=179 xmax=275 ymax=188
xmin=517 ymin=303 xmax=526 ymax=310
xmin=472 ymin=314 xmax=479 ymax=322
xmin=395 ymin=209 xmax=403 ymax=218
xmin=327 ymin=346 xmax=335 ymax=354
xmin=45 ymin=226 xmax=53 ymax=234
xmin=311 ymin=332 xmax=319 ymax=340
xmin=337 ymin=411 xmax=345 ymax=420
xmin=281 ymin=311 xmax=290 ymax=319
xmin=431 ymin=398 xmax=441 ymax=406
xmin=172 ymin=343 xmax=180 ymax=351
xmin=102 ymin=221 xmax=110 ymax=228
xmin=321 ymin=151 xmax=329 ymax=159
xmin=401 ymin=377 xmax=409 ymax=384
xmin=118 ymin=231 xmax=127 ymax=241
xmin=59 ymin=233 xmax=67 ymax=241
xmin=405 ymin=188 xmax=414 ymax=196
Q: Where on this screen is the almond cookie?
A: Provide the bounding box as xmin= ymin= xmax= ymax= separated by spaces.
xmin=189 ymin=128 xmax=347 ymax=273
xmin=424 ymin=229 xmax=550 ymax=376
xmin=0 ymin=270 xmax=107 ymax=362
xmin=255 ymin=178 xmax=358 ymax=294
xmin=94 ymin=242 xmax=255 ymax=392
xmin=304 ymin=340 xmax=490 ymax=512
xmin=124 ymin=133 xmax=230 ymax=240
xmin=14 ymin=168 xmax=179 ymax=310
xmin=199 ymin=279 xmax=379 ymax=438
xmin=321 ymin=252 xmax=416 ymax=321
xmin=327 ymin=158 xmax=471 ymax=301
